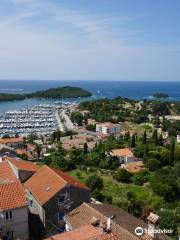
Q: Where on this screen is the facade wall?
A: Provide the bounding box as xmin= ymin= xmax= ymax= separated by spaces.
xmin=6 ymin=142 xmax=23 ymax=149
xmin=44 ymin=185 xmax=90 ymax=230
xmin=117 ymin=156 xmax=126 ymax=164
xmin=117 ymin=156 xmax=135 ymax=164
xmin=26 ymin=190 xmax=45 ymax=226
xmin=0 ymin=149 xmax=16 ymax=157
xmin=19 ymin=170 xmax=34 ymax=183
xmin=96 ymin=124 xmax=120 ymax=135
xmin=1 ymin=207 xmax=29 ymax=240
xmin=126 ymin=157 xmax=135 ymax=163
xmin=26 ymin=185 xmax=90 ymax=235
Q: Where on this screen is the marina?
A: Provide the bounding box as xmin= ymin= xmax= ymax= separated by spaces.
xmin=0 ymin=103 xmax=76 ymax=137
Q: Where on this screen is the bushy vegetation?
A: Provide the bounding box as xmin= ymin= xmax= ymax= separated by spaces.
xmin=0 ymin=86 xmax=91 ymax=101
xmin=79 ymin=97 xmax=174 ymax=124
xmin=0 ymin=93 xmax=25 ymax=101
xmin=26 ymin=86 xmax=92 ymax=98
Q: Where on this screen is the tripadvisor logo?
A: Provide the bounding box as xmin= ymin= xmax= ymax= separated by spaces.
xmin=135 ymin=227 xmax=144 ymax=236
xmin=135 ymin=227 xmax=174 ymax=236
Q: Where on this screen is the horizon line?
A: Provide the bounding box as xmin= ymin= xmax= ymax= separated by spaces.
xmin=0 ymin=79 xmax=180 ymax=82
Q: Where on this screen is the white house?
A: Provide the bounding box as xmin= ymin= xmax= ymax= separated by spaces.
xmin=0 ymin=181 xmax=28 ymax=240
xmin=96 ymin=122 xmax=120 ymax=135
xmin=111 ymin=148 xmax=136 ymax=164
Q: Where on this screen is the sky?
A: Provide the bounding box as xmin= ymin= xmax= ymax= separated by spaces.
xmin=0 ymin=0 xmax=179 ymax=81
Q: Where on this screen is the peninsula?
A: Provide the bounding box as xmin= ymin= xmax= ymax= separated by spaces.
xmin=0 ymin=86 xmax=92 ymax=101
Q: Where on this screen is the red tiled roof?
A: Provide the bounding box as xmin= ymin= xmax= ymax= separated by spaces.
xmin=99 ymin=234 xmax=119 ymax=240
xmin=0 ymin=161 xmax=17 ymax=182
xmin=52 ymin=168 xmax=90 ymax=191
xmin=111 ymin=148 xmax=134 ymax=158
xmin=126 ymin=161 xmax=145 ymax=173
xmin=65 ymin=203 xmax=170 ymax=240
xmin=44 ymin=225 xmax=102 ymax=240
xmin=8 ymin=158 xmax=39 ymax=172
xmin=0 ymin=180 xmax=27 ymax=210
xmin=25 ymin=165 xmax=90 ymax=205
xmin=0 ymin=137 xmax=23 ymax=144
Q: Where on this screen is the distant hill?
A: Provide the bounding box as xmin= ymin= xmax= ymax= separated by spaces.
xmin=26 ymin=86 xmax=92 ymax=98
xmin=0 ymin=86 xmax=92 ymax=101
xmin=0 ymin=93 xmax=25 ymax=102
xmin=153 ymin=92 xmax=169 ymax=98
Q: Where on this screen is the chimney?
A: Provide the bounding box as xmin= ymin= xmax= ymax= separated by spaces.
xmin=90 ymin=217 xmax=100 ymax=227
xmin=147 ymin=212 xmax=160 ymax=239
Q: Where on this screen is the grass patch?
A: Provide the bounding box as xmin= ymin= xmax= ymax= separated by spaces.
xmin=121 ymin=121 xmax=153 ymax=136
xmin=68 ymin=169 xmax=163 ymax=210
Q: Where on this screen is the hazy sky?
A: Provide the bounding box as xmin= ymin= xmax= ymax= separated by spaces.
xmin=0 ymin=0 xmax=180 ymax=81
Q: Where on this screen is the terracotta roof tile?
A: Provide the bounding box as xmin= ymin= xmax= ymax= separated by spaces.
xmin=52 ymin=168 xmax=90 ymax=191
xmin=98 ymin=234 xmax=119 ymax=240
xmin=8 ymin=158 xmax=39 ymax=172
xmin=126 ymin=161 xmax=145 ymax=173
xmin=0 ymin=137 xmax=23 ymax=144
xmin=0 ymin=180 xmax=27 ymax=210
xmin=44 ymin=225 xmax=102 ymax=240
xmin=0 ymin=161 xmax=17 ymax=182
xmin=25 ymin=165 xmax=90 ymax=205
xmin=111 ymin=148 xmax=134 ymax=158
xmin=65 ymin=203 xmax=139 ymax=240
xmin=65 ymin=203 xmax=170 ymax=240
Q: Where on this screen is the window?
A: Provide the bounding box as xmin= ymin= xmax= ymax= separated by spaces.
xmin=29 ymin=199 xmax=33 ymax=207
xmin=58 ymin=211 xmax=64 ymax=221
xmin=7 ymin=231 xmax=14 ymax=240
xmin=58 ymin=195 xmax=65 ymax=204
xmin=5 ymin=211 xmax=12 ymax=220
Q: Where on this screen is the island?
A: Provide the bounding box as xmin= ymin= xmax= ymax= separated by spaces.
xmin=153 ymin=92 xmax=169 ymax=98
xmin=0 ymin=93 xmax=25 ymax=102
xmin=0 ymin=86 xmax=92 ymax=101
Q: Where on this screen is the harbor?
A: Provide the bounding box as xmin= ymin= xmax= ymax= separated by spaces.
xmin=0 ymin=103 xmax=76 ymax=137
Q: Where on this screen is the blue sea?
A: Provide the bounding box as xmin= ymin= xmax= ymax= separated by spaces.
xmin=0 ymin=80 xmax=179 ymax=113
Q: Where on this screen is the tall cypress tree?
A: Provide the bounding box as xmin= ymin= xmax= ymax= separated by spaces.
xmin=152 ymin=129 xmax=158 ymax=145
xmin=170 ymin=137 xmax=175 ymax=164
xmin=83 ymin=142 xmax=88 ymax=154
xmin=131 ymin=134 xmax=136 ymax=148
xmin=143 ymin=130 xmax=147 ymax=144
xmin=143 ymin=144 xmax=149 ymax=163
xmin=158 ymin=133 xmax=163 ymax=146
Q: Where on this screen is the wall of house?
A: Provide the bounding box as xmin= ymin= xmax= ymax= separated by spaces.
xmin=96 ymin=124 xmax=120 ymax=134
xmin=44 ymin=185 xmax=90 ymax=232
xmin=6 ymin=142 xmax=23 ymax=149
xmin=117 ymin=156 xmax=135 ymax=164
xmin=19 ymin=170 xmax=35 ymax=183
xmin=1 ymin=207 xmax=29 ymax=240
xmin=126 ymin=156 xmax=135 ymax=163
xmin=108 ymin=126 xmax=120 ymax=134
xmin=0 ymin=149 xmax=16 ymax=157
xmin=117 ymin=156 xmax=125 ymax=164
xmin=26 ymin=189 xmax=45 ymax=226
xmin=96 ymin=125 xmax=102 ymax=133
